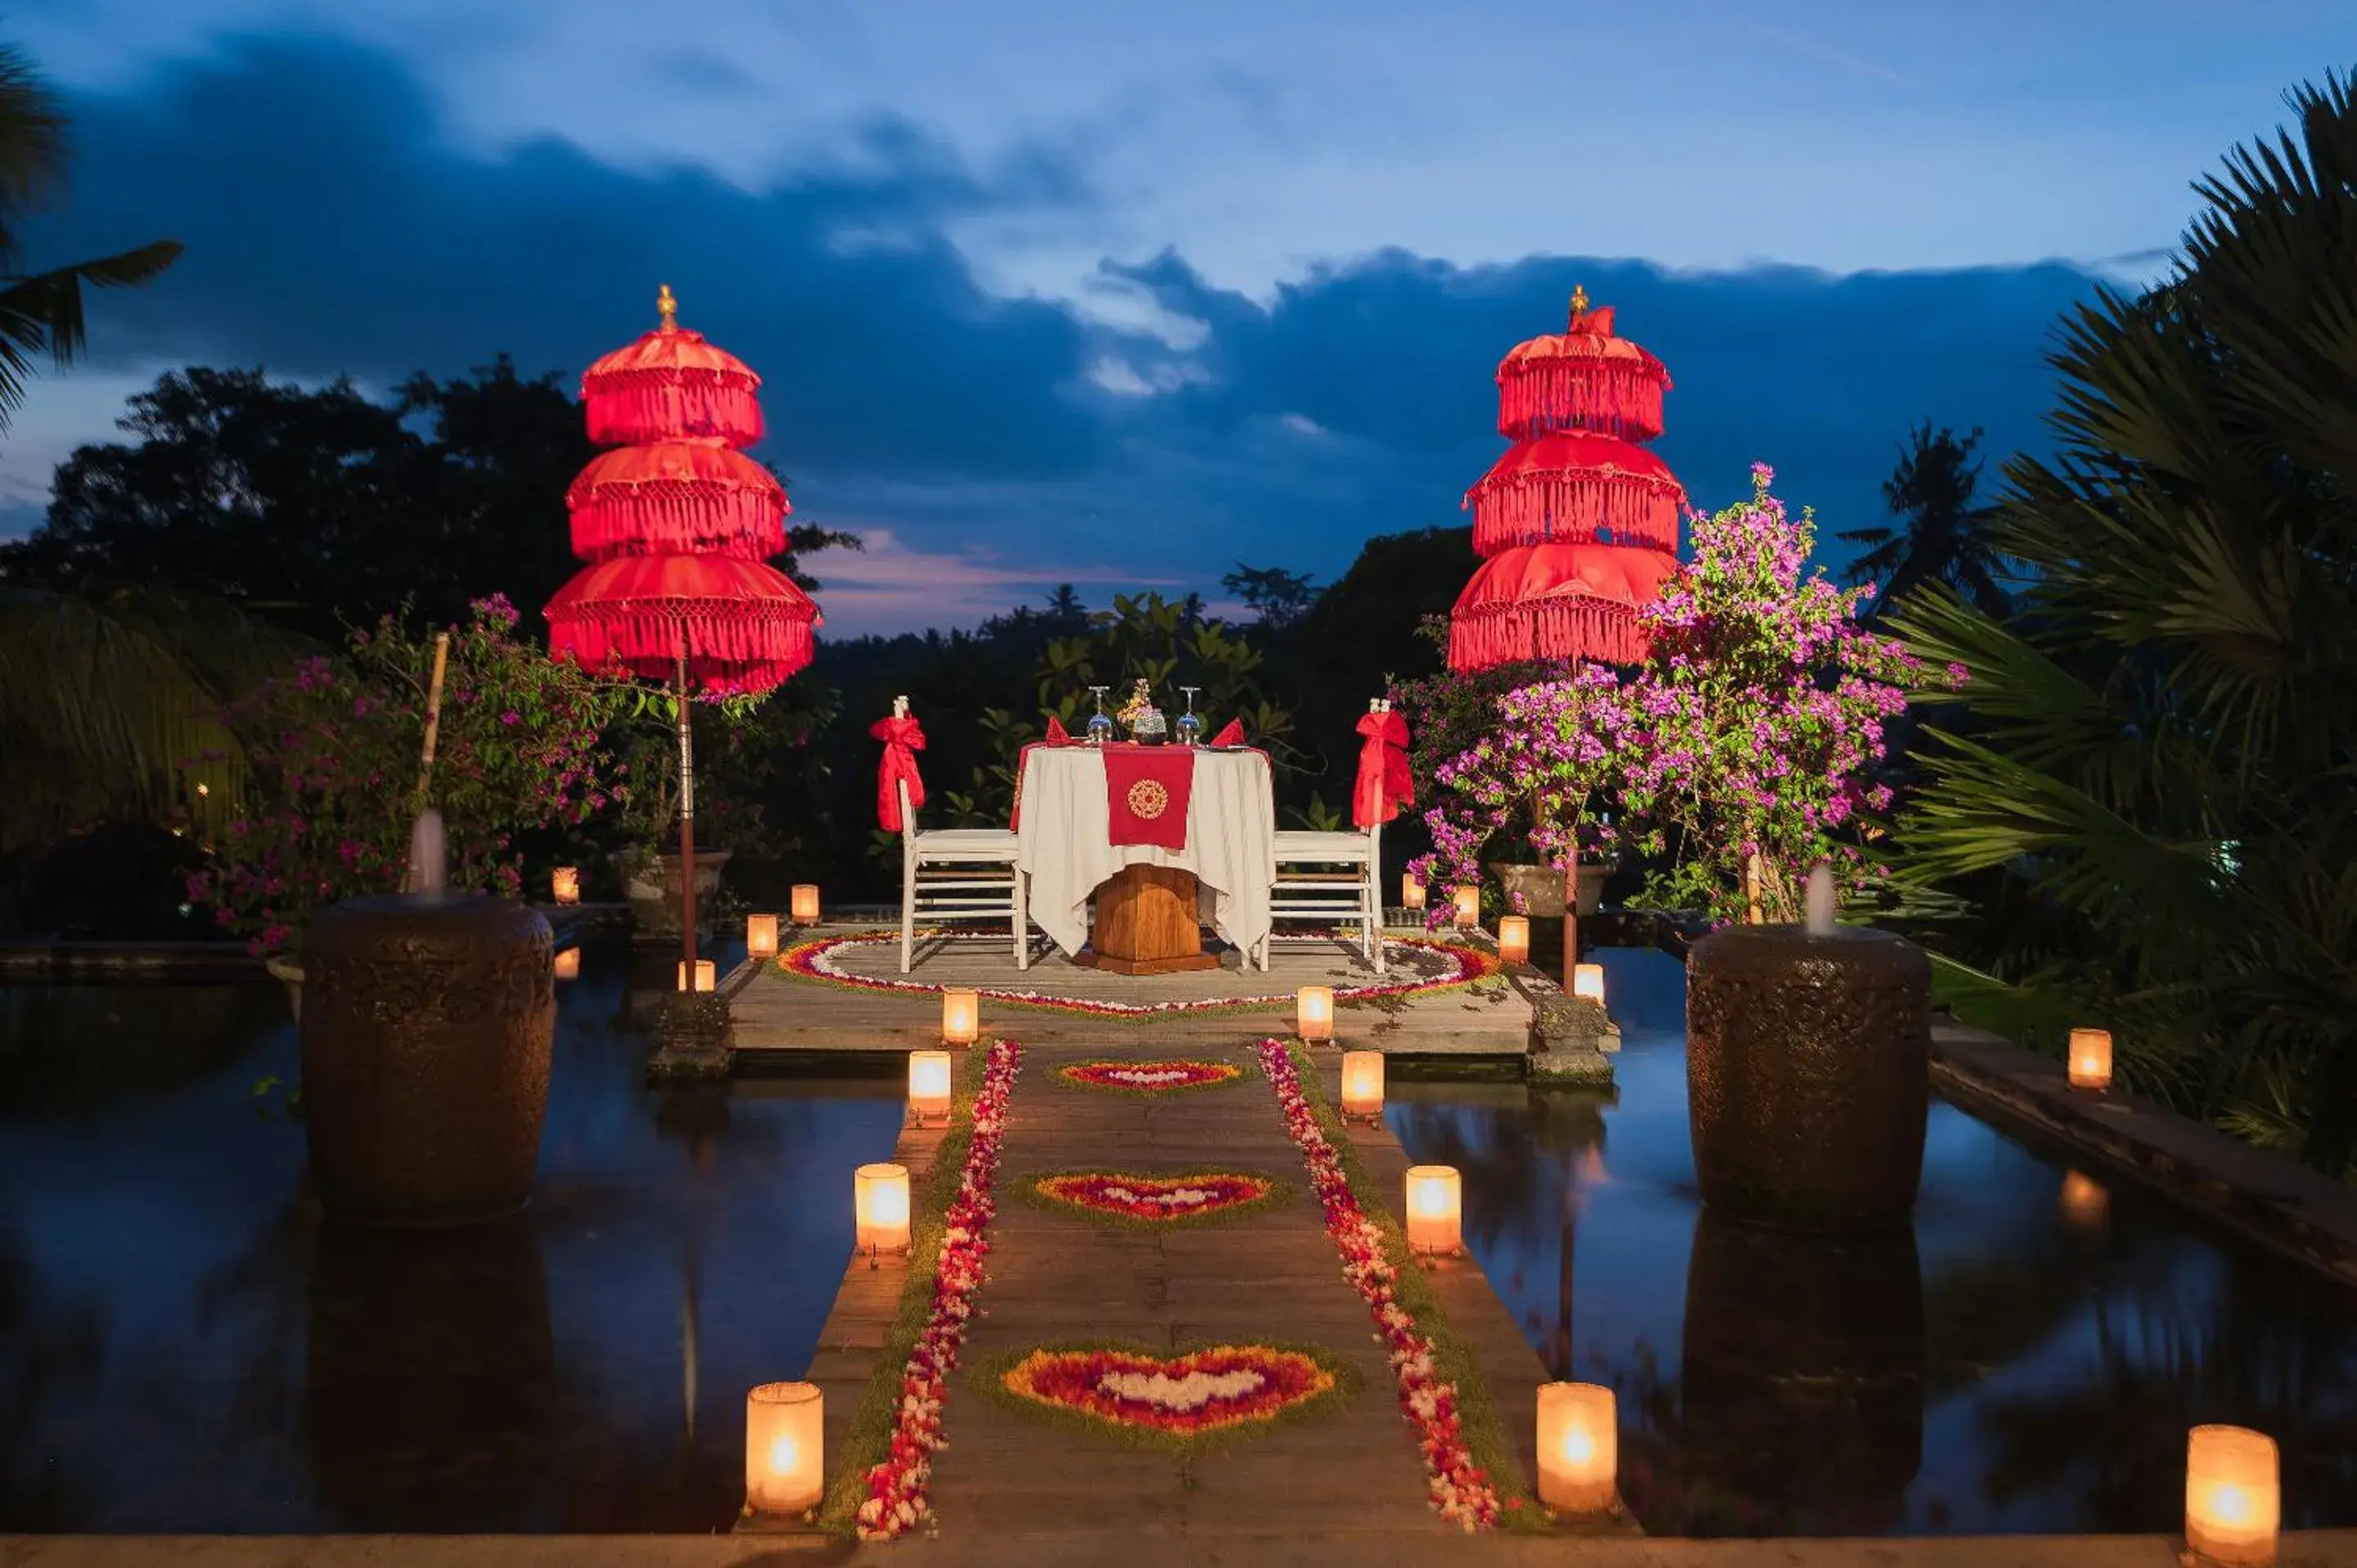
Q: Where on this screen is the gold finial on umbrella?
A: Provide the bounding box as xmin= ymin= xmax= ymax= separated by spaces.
xmin=1569 ymin=283 xmax=1589 ymax=318
xmin=658 ymin=282 xmax=678 ymax=330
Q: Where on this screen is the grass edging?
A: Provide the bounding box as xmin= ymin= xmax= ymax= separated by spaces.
xmin=1283 ymin=1040 xmax=1549 ymax=1534
xmin=1014 ymin=1167 xmax=1296 ymax=1229
xmin=813 ymin=1043 xmax=991 ymax=1538
xmin=967 ymin=1337 xmax=1363 ymax=1453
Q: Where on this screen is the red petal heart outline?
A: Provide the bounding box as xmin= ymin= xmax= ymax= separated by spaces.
xmin=1003 ymin=1345 xmax=1336 ymax=1437
xmin=1058 ymin=1059 xmax=1242 ymax=1093
xmin=1034 ymin=1170 xmax=1274 ymax=1222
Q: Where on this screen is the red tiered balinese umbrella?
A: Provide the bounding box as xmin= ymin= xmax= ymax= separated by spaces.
xmin=1447 ymin=287 xmax=1683 ymax=674
xmin=546 ymin=285 xmax=821 ymax=977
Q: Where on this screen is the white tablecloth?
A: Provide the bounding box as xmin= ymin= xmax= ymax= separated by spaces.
xmin=1015 ymin=746 xmax=1275 ymax=959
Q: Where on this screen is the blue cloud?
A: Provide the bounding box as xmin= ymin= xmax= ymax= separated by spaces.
xmin=30 ymin=32 xmax=2105 ymax=620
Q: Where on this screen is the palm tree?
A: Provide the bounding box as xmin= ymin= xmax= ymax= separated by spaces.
xmin=1839 ymin=422 xmax=2012 ymax=617
xmin=1887 ymin=70 xmax=2357 ymax=1172
xmin=0 ymin=583 xmax=313 ymax=858
xmin=0 ymin=42 xmax=180 ymax=427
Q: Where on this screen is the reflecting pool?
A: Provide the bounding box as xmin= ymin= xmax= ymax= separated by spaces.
xmin=1390 ymin=946 xmax=2357 ymax=1538
xmin=0 ymin=942 xmax=904 ymax=1531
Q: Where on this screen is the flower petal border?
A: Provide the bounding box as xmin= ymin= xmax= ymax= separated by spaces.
xmin=1020 ymin=1168 xmax=1292 ymax=1228
xmin=847 ymin=1037 xmax=1021 ymax=1542
xmin=1256 ymin=1039 xmax=1505 ymax=1530
xmin=1057 ymin=1058 xmax=1246 ymax=1095
xmin=780 ymin=930 xmax=1499 ymax=1018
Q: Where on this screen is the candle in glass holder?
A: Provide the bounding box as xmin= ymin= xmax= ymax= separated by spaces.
xmin=1404 ymin=1165 xmax=1462 ymax=1255
xmin=2069 ymin=1027 xmax=2112 ymax=1090
xmin=1451 ymin=886 xmax=1480 ymax=929
xmin=1402 ymin=875 xmax=1427 ymax=911
xmin=1341 ymin=1051 xmax=1384 ymax=1119
xmin=551 ymin=866 xmax=580 ymax=905
xmin=552 ymin=947 xmax=581 ymax=981
xmin=790 ymin=884 xmax=822 ymax=925
xmin=1296 ymin=985 xmax=1335 ymax=1042
xmin=1497 ymin=915 xmax=1530 ymax=964
xmin=678 ymin=958 xmax=716 ymax=993
xmin=908 ymin=1050 xmax=953 ymax=1124
xmin=746 ymin=912 xmax=780 ymax=961
xmin=942 ymin=988 xmax=980 ymax=1046
xmin=744 ymin=1381 xmax=824 ymax=1516
xmin=2185 ymin=1425 xmax=2278 ymax=1566
xmin=1571 ymin=962 xmax=1606 ymax=1005
xmin=855 ymin=1163 xmax=912 ymax=1255
xmin=1536 ymin=1382 xmax=1617 ymax=1514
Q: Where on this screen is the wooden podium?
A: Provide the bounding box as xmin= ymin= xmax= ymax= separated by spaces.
xmin=1072 ymin=864 xmax=1223 ymax=975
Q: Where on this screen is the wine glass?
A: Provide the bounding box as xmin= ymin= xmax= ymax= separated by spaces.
xmin=1176 ymin=686 xmax=1202 ymax=746
xmin=1085 ymin=686 xmax=1114 ymax=746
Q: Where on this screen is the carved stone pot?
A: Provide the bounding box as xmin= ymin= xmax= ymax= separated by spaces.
xmin=613 ymin=849 xmax=731 ymax=942
xmin=300 ymin=892 xmax=556 ymax=1227
xmin=1685 ymin=923 xmax=1930 ymax=1232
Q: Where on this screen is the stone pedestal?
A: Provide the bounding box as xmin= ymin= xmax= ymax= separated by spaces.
xmin=1685 ymin=923 xmax=1930 ymax=1232
xmin=300 ymin=892 xmax=555 ymax=1227
xmin=1529 ymin=994 xmax=1620 ymax=1087
xmin=647 ymin=991 xmax=733 ymax=1081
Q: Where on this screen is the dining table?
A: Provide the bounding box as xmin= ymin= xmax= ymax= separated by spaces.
xmin=1012 ymin=741 xmax=1276 ymax=974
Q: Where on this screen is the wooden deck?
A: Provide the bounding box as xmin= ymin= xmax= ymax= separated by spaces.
xmin=731 ymin=926 xmax=1532 ymax=1059
xmin=917 ymin=1035 xmax=1551 ymax=1540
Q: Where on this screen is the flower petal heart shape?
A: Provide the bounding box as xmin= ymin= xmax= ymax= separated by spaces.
xmin=996 ymin=1344 xmax=1346 ymax=1445
xmin=1059 ymin=1059 xmax=1242 ymax=1093
xmin=1034 ymin=1170 xmax=1278 ymax=1224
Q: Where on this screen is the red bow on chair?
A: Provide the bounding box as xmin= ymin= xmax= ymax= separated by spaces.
xmin=871 ymin=714 xmax=927 ymax=831
xmin=1352 ymin=709 xmax=1412 ymax=827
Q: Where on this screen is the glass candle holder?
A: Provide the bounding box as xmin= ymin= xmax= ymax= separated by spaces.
xmin=1402 ymin=876 xmax=1427 ymax=911
xmin=908 ymin=1050 xmax=953 ymax=1124
xmin=744 ymin=1382 xmax=824 ymax=1516
xmin=1451 ymin=886 xmax=1480 ymax=929
xmin=2068 ymin=1027 xmax=2112 ymax=1090
xmin=790 ymin=884 xmax=821 ymax=925
xmin=551 ymin=866 xmax=580 ymax=905
xmin=1536 ymin=1382 xmax=1617 ymax=1514
xmin=1497 ymin=916 xmax=1530 ymax=965
xmin=1296 ymin=985 xmax=1335 ymax=1042
xmin=746 ymin=912 xmax=780 ymax=961
xmin=855 ymin=1163 xmax=912 ymax=1255
xmin=1571 ymin=963 xmax=1606 ymax=1005
xmin=1341 ymin=1051 xmax=1384 ymax=1119
xmin=1404 ymin=1165 xmax=1462 ymax=1255
xmin=942 ymin=988 xmax=980 ymax=1046
xmin=678 ymin=958 xmax=716 ymax=993
xmin=2185 ymin=1424 xmax=2278 ymax=1566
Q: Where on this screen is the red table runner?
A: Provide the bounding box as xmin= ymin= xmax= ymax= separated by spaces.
xmin=1103 ymin=745 xmax=1196 ymax=850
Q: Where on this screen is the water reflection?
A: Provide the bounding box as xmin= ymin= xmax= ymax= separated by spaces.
xmin=1391 ymin=946 xmax=2357 ymax=1537
xmin=0 ymin=943 xmax=905 ymax=1532
xmin=309 ymin=1219 xmax=557 ymax=1529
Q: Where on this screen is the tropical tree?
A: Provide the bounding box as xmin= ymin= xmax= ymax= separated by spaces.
xmin=1888 ymin=70 xmax=2357 ymax=1173
xmin=0 ymin=42 xmax=180 ymax=427
xmin=1838 ymin=422 xmax=2012 ymax=619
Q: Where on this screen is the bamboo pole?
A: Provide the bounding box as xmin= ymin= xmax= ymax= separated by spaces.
xmin=1744 ymin=853 xmax=1764 ymax=926
xmin=401 ymin=632 xmax=452 ymax=894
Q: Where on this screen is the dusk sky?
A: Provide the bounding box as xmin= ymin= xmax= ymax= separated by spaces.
xmin=7 ymin=1 xmax=2350 ymax=633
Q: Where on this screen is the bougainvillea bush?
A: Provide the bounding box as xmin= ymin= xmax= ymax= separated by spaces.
xmin=1408 ymin=466 xmax=1957 ymax=924
xmin=187 ymin=595 xmax=625 ymax=954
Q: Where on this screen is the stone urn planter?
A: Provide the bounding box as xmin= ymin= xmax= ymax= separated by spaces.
xmin=1488 ymin=862 xmax=1611 ymax=918
xmin=612 ymin=848 xmax=731 ymax=942
xmin=1684 ymin=921 xmax=1931 ymax=1232
xmin=300 ymin=891 xmax=556 ymax=1227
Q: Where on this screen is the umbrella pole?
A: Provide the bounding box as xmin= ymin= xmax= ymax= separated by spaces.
xmin=676 ymin=650 xmax=698 ymax=980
